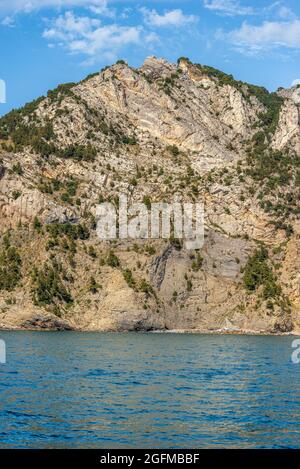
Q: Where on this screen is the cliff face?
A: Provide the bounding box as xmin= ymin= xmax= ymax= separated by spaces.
xmin=0 ymin=57 xmax=299 ymax=333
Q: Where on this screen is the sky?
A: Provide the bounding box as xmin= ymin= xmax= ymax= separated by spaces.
xmin=1 ymin=0 xmax=300 ymax=116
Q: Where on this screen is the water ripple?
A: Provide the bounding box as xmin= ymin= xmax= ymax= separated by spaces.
xmin=0 ymin=331 xmax=299 ymax=448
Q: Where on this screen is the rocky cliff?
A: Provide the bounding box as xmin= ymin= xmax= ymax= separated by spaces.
xmin=0 ymin=57 xmax=299 ymax=333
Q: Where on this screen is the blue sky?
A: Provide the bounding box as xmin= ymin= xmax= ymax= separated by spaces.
xmin=1 ymin=0 xmax=300 ymax=116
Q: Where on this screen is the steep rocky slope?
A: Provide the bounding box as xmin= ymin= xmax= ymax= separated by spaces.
xmin=0 ymin=57 xmax=299 ymax=333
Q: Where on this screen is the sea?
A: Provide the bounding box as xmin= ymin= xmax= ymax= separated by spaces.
xmin=0 ymin=331 xmax=299 ymax=448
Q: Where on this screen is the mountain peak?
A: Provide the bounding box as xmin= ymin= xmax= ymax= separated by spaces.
xmin=277 ymin=84 xmax=300 ymax=104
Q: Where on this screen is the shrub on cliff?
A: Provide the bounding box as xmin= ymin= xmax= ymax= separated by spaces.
xmin=123 ymin=269 xmax=136 ymax=289
xmin=106 ymin=251 xmax=120 ymax=268
xmin=0 ymin=245 xmax=22 ymax=291
xmin=31 ymin=263 xmax=72 ymax=306
xmin=60 ymin=144 xmax=97 ymax=162
xmin=243 ymin=247 xmax=281 ymax=299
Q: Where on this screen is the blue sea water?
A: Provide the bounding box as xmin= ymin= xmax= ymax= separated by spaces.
xmin=0 ymin=332 xmax=300 ymax=448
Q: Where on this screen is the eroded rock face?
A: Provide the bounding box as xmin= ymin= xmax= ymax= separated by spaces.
xmin=21 ymin=314 xmax=72 ymax=331
xmin=73 ymin=57 xmax=258 ymax=172
xmin=0 ymin=57 xmax=299 ymax=333
xmin=272 ymin=100 xmax=300 ymax=153
xmin=277 ymin=85 xmax=300 ymax=105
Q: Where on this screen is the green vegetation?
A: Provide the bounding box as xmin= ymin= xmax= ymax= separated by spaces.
xmin=39 ymin=177 xmax=81 ymax=204
xmin=196 ymin=64 xmax=240 ymax=87
xmin=0 ymin=96 xmax=45 ymax=141
xmin=12 ymin=163 xmax=23 ymax=175
xmin=159 ymin=75 xmax=178 ymax=95
xmin=47 ymin=83 xmax=76 ymax=103
xmin=123 ymin=269 xmax=136 ymax=289
xmin=88 ymin=246 xmax=97 ymax=259
xmin=121 ymin=135 xmax=137 ymax=145
xmin=139 ymin=279 xmax=154 ymax=295
xmin=0 ymin=84 xmax=100 ymax=160
xmin=142 ymin=195 xmax=151 ymax=210
xmin=242 ymin=144 xmax=299 ymax=235
xmin=38 ymin=177 xmax=61 ymax=194
xmin=177 ymin=57 xmax=190 ymax=64
xmin=60 ymin=144 xmax=97 ymax=162
xmin=46 ymin=223 xmax=90 ymax=250
xmin=12 ymin=190 xmax=21 ymax=200
xmin=129 ymin=177 xmax=137 ymax=186
xmin=191 ymin=252 xmax=203 ymax=272
xmin=0 ymin=237 xmax=22 ymax=291
xmin=80 ymin=72 xmax=99 ymax=83
xmin=145 ymin=245 xmax=156 ymax=256
xmin=106 ymin=250 xmax=120 ymax=268
xmin=33 ymin=217 xmax=42 ymax=231
xmin=60 ymin=179 xmax=79 ymax=204
xmin=46 ymin=223 xmax=90 ymax=240
xmin=243 ymin=246 xmax=281 ymax=300
xmin=89 ymin=276 xmax=101 ymax=294
xmin=31 ymin=262 xmax=72 ymax=306
xmin=166 ymin=145 xmax=180 ymax=158
xmin=2 ymin=117 xmax=55 ymax=156
xmin=170 ymin=235 xmax=183 ymax=250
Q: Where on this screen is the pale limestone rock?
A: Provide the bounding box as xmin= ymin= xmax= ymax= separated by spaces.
xmin=272 ymin=99 xmax=300 ymax=152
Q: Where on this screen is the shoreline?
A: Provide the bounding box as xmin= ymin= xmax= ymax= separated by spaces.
xmin=0 ymin=326 xmax=299 ymax=336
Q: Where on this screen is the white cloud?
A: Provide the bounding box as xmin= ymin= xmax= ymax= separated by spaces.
xmin=292 ymin=79 xmax=300 ymax=87
xmin=203 ymin=0 xmax=254 ymax=16
xmin=1 ymin=16 xmax=15 ymax=27
xmin=144 ymin=31 xmax=160 ymax=44
xmin=204 ymin=1 xmax=297 ymax=21
xmin=222 ymin=20 xmax=300 ymax=52
xmin=264 ymin=2 xmax=296 ymax=20
xmin=140 ymin=8 xmax=197 ymax=27
xmin=44 ymin=11 xmax=101 ymax=40
xmin=277 ymin=6 xmax=295 ymax=20
xmin=43 ymin=11 xmax=143 ymax=64
xmin=0 ymin=0 xmax=111 ymax=16
xmin=88 ymin=1 xmax=115 ymax=18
